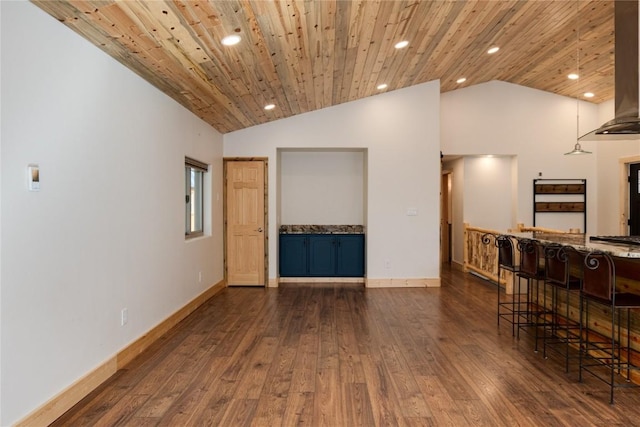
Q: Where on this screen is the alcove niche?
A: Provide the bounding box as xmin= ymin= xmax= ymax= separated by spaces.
xmin=277 ymin=148 xmax=368 ymax=228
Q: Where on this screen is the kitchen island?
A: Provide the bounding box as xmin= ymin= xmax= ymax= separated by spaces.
xmin=467 ymin=226 xmax=640 ymax=385
xmin=505 ymin=231 xmax=640 ymax=295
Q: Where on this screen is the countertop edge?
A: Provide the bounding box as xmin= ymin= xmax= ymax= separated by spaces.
xmin=502 ymin=232 xmax=640 ymax=259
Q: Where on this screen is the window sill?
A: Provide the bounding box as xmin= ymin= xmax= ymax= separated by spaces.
xmin=185 ymin=232 xmax=205 ymax=241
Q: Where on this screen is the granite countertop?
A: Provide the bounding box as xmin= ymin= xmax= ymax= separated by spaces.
xmin=279 ymin=225 xmax=365 ymax=234
xmin=506 ymin=232 xmax=640 ymax=259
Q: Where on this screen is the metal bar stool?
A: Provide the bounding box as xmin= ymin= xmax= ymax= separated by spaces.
xmin=541 ymin=244 xmax=582 ymax=372
xmin=515 ymin=238 xmax=548 ymax=350
xmin=579 ymin=251 xmax=640 ymax=404
xmin=491 ymin=234 xmax=520 ymax=336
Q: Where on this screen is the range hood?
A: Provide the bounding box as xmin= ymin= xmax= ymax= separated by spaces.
xmin=580 ymin=0 xmax=640 ymax=140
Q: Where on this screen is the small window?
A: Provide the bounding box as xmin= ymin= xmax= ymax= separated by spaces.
xmin=185 ymin=157 xmax=208 ymax=238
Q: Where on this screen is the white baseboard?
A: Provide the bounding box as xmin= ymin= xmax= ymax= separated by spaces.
xmin=366 ymin=277 xmax=440 ymax=288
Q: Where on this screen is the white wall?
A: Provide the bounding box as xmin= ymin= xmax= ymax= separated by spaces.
xmin=443 ymin=156 xmax=513 ymax=265
xmin=224 ymin=82 xmax=441 ymax=281
xmin=442 ymin=81 xmax=599 ymax=230
xmin=463 ymin=156 xmax=514 ymax=230
xmin=280 ymin=150 xmax=364 ymax=225
xmin=0 ymin=2 xmax=224 ymax=424
xmin=442 ymin=81 xmax=601 ymax=263
xmin=592 ymin=99 xmax=640 ymax=234
xmin=595 ymin=139 xmax=640 ymax=235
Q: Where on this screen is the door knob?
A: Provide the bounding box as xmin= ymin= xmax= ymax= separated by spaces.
xmin=257 ymin=228 xmax=263 ymax=232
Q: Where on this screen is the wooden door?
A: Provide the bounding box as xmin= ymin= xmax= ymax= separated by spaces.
xmin=226 ymin=160 xmax=266 ymax=286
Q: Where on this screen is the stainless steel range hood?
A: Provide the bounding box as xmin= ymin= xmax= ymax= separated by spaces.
xmin=580 ymin=0 xmax=640 ymax=141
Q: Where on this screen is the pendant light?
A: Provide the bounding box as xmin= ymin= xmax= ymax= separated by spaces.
xmin=565 ymin=0 xmax=592 ymax=155
xmin=565 ymin=141 xmax=591 ymax=155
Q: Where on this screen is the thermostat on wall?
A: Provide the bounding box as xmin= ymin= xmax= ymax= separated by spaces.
xmin=28 ymin=164 xmax=40 ymax=191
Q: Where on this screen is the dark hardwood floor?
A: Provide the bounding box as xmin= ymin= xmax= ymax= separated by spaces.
xmin=52 ymin=266 xmax=640 ymax=426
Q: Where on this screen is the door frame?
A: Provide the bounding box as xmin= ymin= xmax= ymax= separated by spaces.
xmin=619 ymin=155 xmax=640 ymax=234
xmin=223 ymin=157 xmax=269 ymax=286
xmin=440 ymin=170 xmax=452 ymax=265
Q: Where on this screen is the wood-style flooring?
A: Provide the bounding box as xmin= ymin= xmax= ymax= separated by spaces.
xmin=52 ymin=266 xmax=640 ymax=426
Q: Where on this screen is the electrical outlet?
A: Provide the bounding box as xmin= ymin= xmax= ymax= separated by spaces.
xmin=121 ymin=308 xmax=128 ymax=326
xmin=384 ymin=259 xmax=391 ymax=269
xmin=198 ymin=271 xmax=202 ymax=283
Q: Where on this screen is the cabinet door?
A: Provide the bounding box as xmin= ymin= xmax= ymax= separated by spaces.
xmin=308 ymin=235 xmax=336 ymax=276
xmin=279 ymin=235 xmax=308 ymax=276
xmin=336 ymin=234 xmax=365 ymax=277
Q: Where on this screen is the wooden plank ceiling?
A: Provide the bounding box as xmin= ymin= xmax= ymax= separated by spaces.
xmin=33 ymin=0 xmax=615 ymax=134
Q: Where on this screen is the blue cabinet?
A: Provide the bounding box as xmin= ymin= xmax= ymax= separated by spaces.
xmin=336 ymin=234 xmax=365 ymax=277
xmin=279 ymin=234 xmax=365 ymax=277
xmin=308 ymin=235 xmax=336 ymax=276
xmin=279 ymin=234 xmax=308 ymax=276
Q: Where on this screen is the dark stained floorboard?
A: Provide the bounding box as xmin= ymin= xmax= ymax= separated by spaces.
xmin=51 ymin=266 xmax=640 ymax=426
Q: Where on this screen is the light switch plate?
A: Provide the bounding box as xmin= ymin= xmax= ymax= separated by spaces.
xmin=28 ymin=164 xmax=40 ymax=191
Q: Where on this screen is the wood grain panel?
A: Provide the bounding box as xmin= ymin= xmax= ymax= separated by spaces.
xmin=32 ymin=0 xmax=615 ymax=134
xmin=48 ymin=273 xmax=640 ymax=425
xmin=535 ymin=201 xmax=586 ymax=212
xmin=226 ymin=160 xmax=265 ymax=286
xmin=16 ymin=279 xmax=226 ymax=427
xmin=535 ymin=184 xmax=586 ymax=194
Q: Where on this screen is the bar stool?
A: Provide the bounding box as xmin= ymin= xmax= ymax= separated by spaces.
xmin=515 ymin=238 xmax=547 ymax=350
xmin=541 ymin=244 xmax=582 ymax=372
xmin=492 ymin=234 xmax=520 ymax=336
xmin=579 ymin=251 xmax=640 ymax=404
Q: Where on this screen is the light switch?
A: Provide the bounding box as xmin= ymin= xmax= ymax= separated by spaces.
xmin=406 ymin=208 xmax=418 ymax=216
xmin=28 ymin=164 xmax=40 ymax=191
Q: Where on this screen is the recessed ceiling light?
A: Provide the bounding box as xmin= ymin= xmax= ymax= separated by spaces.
xmin=456 ymin=77 xmax=467 ymax=84
xmin=221 ymin=34 xmax=241 ymax=46
xmin=487 ymin=46 xmax=500 ymax=54
xmin=583 ymin=92 xmax=595 ymax=98
xmin=377 ymin=83 xmax=388 ymax=90
xmin=568 ymin=73 xmax=579 ymax=80
xmin=264 ymin=104 xmax=276 ymax=110
xmin=394 ymin=40 xmax=409 ymax=49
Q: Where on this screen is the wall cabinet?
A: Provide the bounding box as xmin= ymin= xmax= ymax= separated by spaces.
xmin=279 ymin=234 xmax=365 ymax=277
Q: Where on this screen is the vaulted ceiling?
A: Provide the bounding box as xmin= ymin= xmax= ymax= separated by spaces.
xmin=33 ymin=0 xmax=615 ymax=134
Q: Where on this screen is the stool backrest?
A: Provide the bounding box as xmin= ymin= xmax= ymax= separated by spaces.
xmin=518 ymin=239 xmax=541 ymax=276
xmin=583 ymin=252 xmax=615 ymax=302
xmin=545 ymin=244 xmax=568 ymax=284
xmin=496 ymin=235 xmax=516 ymax=269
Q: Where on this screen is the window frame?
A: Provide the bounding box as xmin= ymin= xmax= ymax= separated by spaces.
xmin=185 ymin=157 xmax=208 ymax=239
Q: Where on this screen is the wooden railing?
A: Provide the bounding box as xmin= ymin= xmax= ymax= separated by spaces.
xmin=463 ymin=223 xmax=569 ymax=294
xmin=463 ymin=224 xmax=502 ymax=284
